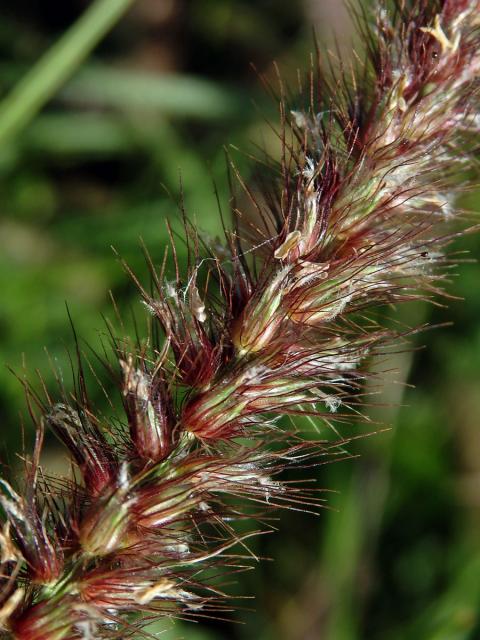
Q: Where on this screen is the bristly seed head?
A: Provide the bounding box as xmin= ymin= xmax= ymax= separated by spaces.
xmin=2 ymin=0 xmax=480 ymax=636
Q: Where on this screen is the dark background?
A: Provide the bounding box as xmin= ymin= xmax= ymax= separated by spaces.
xmin=0 ymin=1 xmax=479 ymax=639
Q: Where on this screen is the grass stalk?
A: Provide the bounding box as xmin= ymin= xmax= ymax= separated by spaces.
xmin=0 ymin=0 xmax=136 ymax=144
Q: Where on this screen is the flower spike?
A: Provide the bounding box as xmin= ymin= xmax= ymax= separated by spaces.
xmin=1 ymin=1 xmax=479 ymax=637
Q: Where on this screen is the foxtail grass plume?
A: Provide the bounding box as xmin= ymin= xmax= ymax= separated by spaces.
xmin=1 ymin=1 xmax=479 ymax=637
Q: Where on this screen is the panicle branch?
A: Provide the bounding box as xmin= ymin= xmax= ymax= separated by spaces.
xmin=1 ymin=1 xmax=479 ymax=637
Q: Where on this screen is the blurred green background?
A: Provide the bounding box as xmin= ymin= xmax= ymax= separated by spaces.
xmin=0 ymin=1 xmax=479 ymax=639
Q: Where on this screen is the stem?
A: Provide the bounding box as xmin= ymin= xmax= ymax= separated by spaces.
xmin=0 ymin=0 xmax=136 ymax=144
